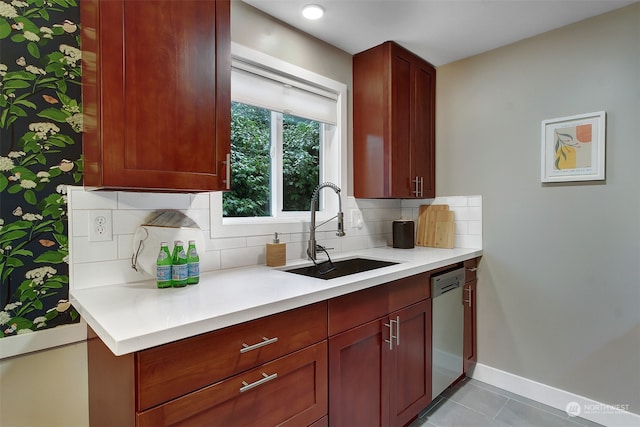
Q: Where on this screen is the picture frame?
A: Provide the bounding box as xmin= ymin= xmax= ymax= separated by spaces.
xmin=541 ymin=111 xmax=606 ymax=182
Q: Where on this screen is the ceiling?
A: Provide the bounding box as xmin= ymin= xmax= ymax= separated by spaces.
xmin=242 ymin=0 xmax=636 ymax=66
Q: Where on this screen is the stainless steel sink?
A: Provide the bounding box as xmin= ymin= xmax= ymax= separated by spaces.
xmin=284 ymin=257 xmax=398 ymax=280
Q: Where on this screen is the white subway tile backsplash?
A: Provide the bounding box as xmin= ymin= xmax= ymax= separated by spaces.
xmin=72 ymin=236 xmax=118 ymax=264
xmin=71 ymin=209 xmax=89 ymax=237
xmin=185 ymin=209 xmax=211 ymax=231
xmin=117 ymin=192 xmax=191 ymax=210
xmin=68 ymin=188 xmax=481 ymax=288
xmin=221 ymin=246 xmax=264 ymax=270
xmin=73 ymin=259 xmax=148 ymax=289
xmin=208 ymin=236 xmax=247 ymax=251
xmin=117 ymin=234 xmax=135 ymax=260
xmin=189 ymin=192 xmax=211 ymax=209
xmin=200 ymin=250 xmax=221 ymax=272
xmin=455 ymin=234 xmax=482 ymax=249
xmin=468 ymin=220 xmax=482 ymax=235
xmin=454 ymin=220 xmax=469 ymax=235
xmin=112 ymin=210 xmax=149 ymax=235
xmin=467 ymin=195 xmax=482 ymax=207
xmin=70 ymin=188 xmax=118 ymax=210
xmin=434 ymin=196 xmax=467 ymax=207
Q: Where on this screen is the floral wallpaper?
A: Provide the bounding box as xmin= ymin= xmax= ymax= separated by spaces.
xmin=0 ymin=0 xmax=82 ymax=337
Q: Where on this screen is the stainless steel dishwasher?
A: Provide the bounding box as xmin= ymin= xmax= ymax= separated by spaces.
xmin=431 ymin=267 xmax=465 ymax=398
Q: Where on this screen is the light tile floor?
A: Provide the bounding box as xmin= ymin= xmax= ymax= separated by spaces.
xmin=408 ymin=377 xmax=604 ymax=427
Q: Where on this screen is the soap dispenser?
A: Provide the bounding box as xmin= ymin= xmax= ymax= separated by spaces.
xmin=266 ymin=233 xmax=286 ymax=267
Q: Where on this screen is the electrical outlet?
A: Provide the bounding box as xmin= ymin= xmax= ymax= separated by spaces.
xmin=88 ymin=210 xmax=112 ymax=242
xmin=350 ymin=209 xmax=364 ymax=230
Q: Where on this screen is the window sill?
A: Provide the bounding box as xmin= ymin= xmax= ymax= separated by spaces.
xmin=0 ymin=321 xmax=87 ymax=360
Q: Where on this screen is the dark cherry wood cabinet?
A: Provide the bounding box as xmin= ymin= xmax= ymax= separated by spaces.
xmin=353 ymin=41 xmax=436 ymax=199
xmin=86 ymin=261 xmax=478 ymax=427
xmin=463 ymin=258 xmax=479 ymax=373
xmin=87 ymin=302 xmax=328 ymax=427
xmin=137 ymin=342 xmax=327 ymax=427
xmin=81 ymin=0 xmax=231 ymax=191
xmin=328 ymin=273 xmax=432 ymax=427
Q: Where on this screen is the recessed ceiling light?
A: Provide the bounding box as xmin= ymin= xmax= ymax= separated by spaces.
xmin=302 ymin=4 xmax=324 ymax=20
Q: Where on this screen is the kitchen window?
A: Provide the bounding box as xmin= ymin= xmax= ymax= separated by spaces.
xmin=224 ymin=102 xmax=331 ymax=218
xmin=210 ymin=43 xmax=347 ymax=238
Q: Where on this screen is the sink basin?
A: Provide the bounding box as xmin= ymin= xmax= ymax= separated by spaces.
xmin=285 ymin=257 xmax=398 ymax=280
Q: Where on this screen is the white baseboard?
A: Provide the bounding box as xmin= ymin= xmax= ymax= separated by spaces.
xmin=470 ymin=363 xmax=640 ymax=427
xmin=0 ymin=321 xmax=87 ymax=359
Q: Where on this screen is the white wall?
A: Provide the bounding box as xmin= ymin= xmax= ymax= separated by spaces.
xmin=437 ymin=3 xmax=640 ymax=415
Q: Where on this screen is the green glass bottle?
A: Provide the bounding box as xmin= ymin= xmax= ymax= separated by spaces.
xmin=156 ymin=242 xmax=173 ymax=288
xmin=187 ymin=240 xmax=200 ymax=285
xmin=171 ymin=240 xmax=188 ymax=287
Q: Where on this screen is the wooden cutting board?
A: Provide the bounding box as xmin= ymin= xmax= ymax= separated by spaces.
xmin=433 ymin=210 xmax=455 ymax=248
xmin=415 ymin=204 xmax=454 ymax=248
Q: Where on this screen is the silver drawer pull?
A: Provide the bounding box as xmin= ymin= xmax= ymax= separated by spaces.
xmin=240 ymin=372 xmax=278 ymax=393
xmin=240 ymin=336 xmax=278 ymax=354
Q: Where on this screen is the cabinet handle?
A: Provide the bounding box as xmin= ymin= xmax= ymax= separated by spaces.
xmin=419 ymin=177 xmax=424 ymax=198
xmin=384 ymin=316 xmax=400 ymax=349
xmin=384 ymin=318 xmax=397 ymax=350
xmin=223 ymin=153 xmax=231 ymax=190
xmin=239 ymin=372 xmax=278 ymax=393
xmin=412 ymin=176 xmax=421 ymax=197
xmin=240 ymin=336 xmax=279 ymax=354
xmin=463 ymin=286 xmax=473 ymax=308
xmin=466 ymin=267 xmax=479 ymax=272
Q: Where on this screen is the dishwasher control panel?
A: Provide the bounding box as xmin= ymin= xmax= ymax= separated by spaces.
xmin=431 ymin=267 xmax=465 ymax=297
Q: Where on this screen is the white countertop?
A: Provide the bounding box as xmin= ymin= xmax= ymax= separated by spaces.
xmin=70 ymin=246 xmax=481 ymax=356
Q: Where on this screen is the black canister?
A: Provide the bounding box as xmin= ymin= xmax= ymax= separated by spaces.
xmin=392 ymin=220 xmax=415 ymax=249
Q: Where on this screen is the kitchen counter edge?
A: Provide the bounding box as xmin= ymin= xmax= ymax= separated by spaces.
xmin=70 ymin=246 xmax=482 ymax=356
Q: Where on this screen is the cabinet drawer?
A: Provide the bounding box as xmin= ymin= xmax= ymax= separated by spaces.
xmin=137 ymin=341 xmax=328 ymax=427
xmin=328 ymin=272 xmax=429 ymax=336
xmin=137 ymin=302 xmax=327 ymax=410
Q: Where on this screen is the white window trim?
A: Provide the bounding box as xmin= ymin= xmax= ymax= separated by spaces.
xmin=210 ymin=43 xmax=348 ymax=239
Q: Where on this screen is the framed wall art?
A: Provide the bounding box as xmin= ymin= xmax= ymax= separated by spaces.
xmin=541 ymin=111 xmax=606 ymax=182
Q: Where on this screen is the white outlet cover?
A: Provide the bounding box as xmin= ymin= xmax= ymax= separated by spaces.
xmin=88 ymin=210 xmax=112 ymax=242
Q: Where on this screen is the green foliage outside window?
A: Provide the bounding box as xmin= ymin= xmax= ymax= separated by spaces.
xmin=224 ymin=101 xmax=319 ymax=217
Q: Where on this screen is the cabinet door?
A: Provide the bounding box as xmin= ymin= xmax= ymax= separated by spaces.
xmin=389 ymin=47 xmax=413 ymax=198
xmin=353 ymin=41 xmax=435 ymax=199
xmin=137 ymin=342 xmax=328 ymax=427
xmin=388 ymin=301 xmax=432 ymax=427
xmin=463 ymin=280 xmax=477 ymax=373
xmin=412 ymin=62 xmax=436 ymax=199
xmin=329 ymin=319 xmax=390 ymax=427
xmin=82 ymin=0 xmax=231 ymax=191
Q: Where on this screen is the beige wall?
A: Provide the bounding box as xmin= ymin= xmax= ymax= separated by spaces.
xmin=437 ymin=3 xmax=640 ymax=412
xmin=0 ymin=342 xmax=89 ymax=427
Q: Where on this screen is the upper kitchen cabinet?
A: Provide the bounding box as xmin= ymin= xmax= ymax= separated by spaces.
xmin=81 ymin=0 xmax=231 ymax=191
xmin=353 ymin=41 xmax=435 ymax=199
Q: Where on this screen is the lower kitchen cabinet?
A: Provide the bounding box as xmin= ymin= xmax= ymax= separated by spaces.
xmin=328 ymin=273 xmax=433 ymax=427
xmin=87 ymin=302 xmax=328 ymax=427
xmin=86 ymin=260 xmax=479 ymax=427
xmin=463 ymin=258 xmax=479 ymax=373
xmin=137 ymin=342 xmax=327 ymax=427
xmin=389 ymin=301 xmax=432 ymax=426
